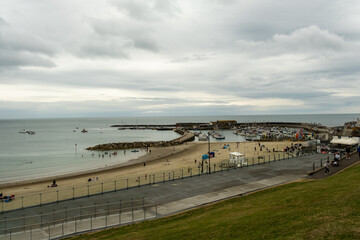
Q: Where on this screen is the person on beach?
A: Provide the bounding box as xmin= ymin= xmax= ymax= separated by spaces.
xmin=324 ymin=161 xmax=330 ymax=174
xmin=48 ymin=180 xmax=58 ymax=188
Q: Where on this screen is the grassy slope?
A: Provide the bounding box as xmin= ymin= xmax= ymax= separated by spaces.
xmin=69 ymin=163 xmax=360 ymax=240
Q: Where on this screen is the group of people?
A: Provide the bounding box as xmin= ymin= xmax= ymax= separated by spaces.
xmin=324 ymin=145 xmax=360 ymax=174
xmin=284 ymin=143 xmax=303 ymax=153
xmin=331 ymin=152 xmax=341 ymax=167
xmin=0 ymin=193 xmax=15 ymax=202
xmin=88 ymin=176 xmax=99 ymax=182
xmin=325 ymin=152 xmax=342 ymax=174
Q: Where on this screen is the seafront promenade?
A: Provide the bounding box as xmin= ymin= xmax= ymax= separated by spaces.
xmin=0 ymin=151 xmax=336 ymax=240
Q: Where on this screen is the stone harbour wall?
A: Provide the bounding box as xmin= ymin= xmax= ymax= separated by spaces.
xmin=86 ymin=130 xmax=195 ymax=151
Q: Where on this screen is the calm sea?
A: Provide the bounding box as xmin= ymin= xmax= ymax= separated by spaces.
xmin=0 ymin=114 xmax=358 ymax=183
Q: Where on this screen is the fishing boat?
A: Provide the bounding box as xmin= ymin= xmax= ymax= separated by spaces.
xmin=209 ymin=131 xmax=225 ymax=140
xmin=215 ymin=134 xmax=225 ymax=140
xmin=81 ymin=129 xmax=88 ymax=133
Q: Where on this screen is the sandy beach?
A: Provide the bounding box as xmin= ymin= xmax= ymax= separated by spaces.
xmin=0 ymin=141 xmax=301 ymax=199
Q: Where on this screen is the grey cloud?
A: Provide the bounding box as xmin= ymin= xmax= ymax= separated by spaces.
xmin=111 ymin=0 xmax=179 ymax=21
xmin=0 ymin=49 xmax=55 ymax=68
xmin=236 ymin=25 xmax=347 ymax=57
xmin=171 ymin=54 xmax=210 ymax=63
xmin=142 ymin=86 xmax=182 ymax=91
xmin=0 ymin=17 xmax=56 ymax=68
xmin=88 ymin=18 xmax=158 ymax=54
xmin=201 ymin=1 xmax=360 ymax=43
xmin=0 ymin=17 xmax=6 ymax=25
xmin=76 ymin=37 xmax=130 ymax=59
xmin=272 ymin=26 xmax=345 ymax=53
xmin=1 ymin=1 xmax=360 ymax=118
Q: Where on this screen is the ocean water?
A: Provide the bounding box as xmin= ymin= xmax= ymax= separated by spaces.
xmin=0 ymin=114 xmax=358 ymax=183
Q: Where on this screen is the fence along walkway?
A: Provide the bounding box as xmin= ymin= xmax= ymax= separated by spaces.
xmin=1 ymin=148 xmax=316 ymax=213
xmin=0 ymin=198 xmax=158 ymax=240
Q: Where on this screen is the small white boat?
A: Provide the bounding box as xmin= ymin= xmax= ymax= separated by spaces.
xmin=215 ymin=134 xmax=225 ymax=140
xmin=19 ymin=129 xmax=35 ymax=134
xmin=198 ymin=133 xmax=208 ymax=141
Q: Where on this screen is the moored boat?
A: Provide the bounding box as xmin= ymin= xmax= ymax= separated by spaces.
xmin=198 ymin=133 xmax=208 ymax=141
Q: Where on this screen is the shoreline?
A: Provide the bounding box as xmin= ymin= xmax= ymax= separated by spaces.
xmin=0 ymin=143 xmax=194 ymax=188
xmin=0 ymin=141 xmax=302 ymax=198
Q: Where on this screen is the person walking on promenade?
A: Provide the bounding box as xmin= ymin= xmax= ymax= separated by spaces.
xmin=346 ymin=146 xmax=351 ymax=160
xmin=324 ymin=161 xmax=330 ymax=175
xmin=357 ymin=145 xmax=360 ymax=158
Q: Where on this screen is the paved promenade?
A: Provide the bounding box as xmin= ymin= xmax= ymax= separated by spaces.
xmin=0 ymin=153 xmax=329 ymax=239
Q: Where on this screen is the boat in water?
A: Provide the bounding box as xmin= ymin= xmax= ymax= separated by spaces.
xmin=81 ymin=129 xmax=88 ymax=133
xmin=209 ymin=131 xmax=225 ymax=140
xmin=19 ymin=129 xmax=35 ymax=134
xmin=198 ymin=133 xmax=208 ymax=141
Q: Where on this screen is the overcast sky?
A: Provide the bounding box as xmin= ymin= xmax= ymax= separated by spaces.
xmin=1 ymin=0 xmax=360 ymax=119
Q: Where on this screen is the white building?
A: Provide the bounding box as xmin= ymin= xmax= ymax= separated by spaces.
xmin=229 ymin=152 xmax=247 ymax=167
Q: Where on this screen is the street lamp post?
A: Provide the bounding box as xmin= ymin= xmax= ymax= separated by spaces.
xmin=208 ymin=132 xmax=211 ymax=174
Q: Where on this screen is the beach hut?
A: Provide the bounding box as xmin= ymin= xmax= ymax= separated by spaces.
xmin=229 ymin=152 xmax=247 ymax=167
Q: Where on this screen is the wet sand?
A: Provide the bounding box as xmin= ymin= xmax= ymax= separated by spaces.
xmin=0 ymin=141 xmax=299 ymax=197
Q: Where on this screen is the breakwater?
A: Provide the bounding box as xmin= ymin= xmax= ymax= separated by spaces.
xmin=111 ymin=121 xmax=324 ymax=131
xmin=86 ymin=130 xmax=195 ymax=151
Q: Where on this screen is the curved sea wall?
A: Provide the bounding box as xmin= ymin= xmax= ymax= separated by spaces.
xmin=86 ymin=130 xmax=195 ymax=151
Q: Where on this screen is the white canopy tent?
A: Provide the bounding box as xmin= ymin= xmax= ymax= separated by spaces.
xmin=229 ymin=152 xmax=247 ymax=166
xmin=330 ymin=137 xmax=358 ymax=146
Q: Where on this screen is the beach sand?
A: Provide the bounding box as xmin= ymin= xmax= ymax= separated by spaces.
xmin=0 ymin=141 xmax=300 ymax=198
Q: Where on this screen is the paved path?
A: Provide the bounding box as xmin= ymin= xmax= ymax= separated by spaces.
xmin=310 ymin=152 xmax=359 ymax=179
xmin=0 ymin=153 xmax=328 ymax=239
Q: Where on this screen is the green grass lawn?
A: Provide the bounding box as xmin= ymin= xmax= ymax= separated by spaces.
xmin=68 ymin=163 xmax=360 ymax=240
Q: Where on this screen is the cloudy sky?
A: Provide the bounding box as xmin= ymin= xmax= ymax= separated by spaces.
xmin=1 ymin=0 xmax=360 ymax=119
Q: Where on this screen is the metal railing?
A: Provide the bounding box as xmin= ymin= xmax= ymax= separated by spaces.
xmin=1 ymin=148 xmax=316 ymax=213
xmin=0 ymin=198 xmax=157 ymax=240
xmin=311 ymin=150 xmax=358 ymax=172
